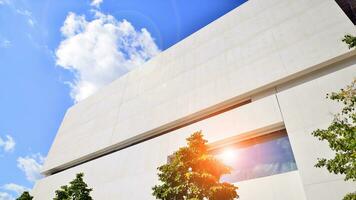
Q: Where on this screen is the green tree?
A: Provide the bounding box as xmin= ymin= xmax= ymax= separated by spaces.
xmin=311 ymin=79 xmax=356 ymax=200
xmin=16 ymin=191 xmax=33 ymax=200
xmin=53 ymin=173 xmax=93 ymax=200
xmin=152 ymin=131 xmax=238 ymax=200
xmin=342 ymin=34 xmax=356 ymax=49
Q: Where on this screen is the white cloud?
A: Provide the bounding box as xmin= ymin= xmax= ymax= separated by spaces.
xmin=0 ymin=0 xmax=9 ymax=5
xmin=0 ymin=39 xmax=11 ymax=48
xmin=56 ymin=11 xmax=160 ymax=102
xmin=0 ymin=135 xmax=15 ymax=152
xmin=16 ymin=9 xmax=36 ymax=27
xmin=15 ymin=9 xmax=31 ymax=17
xmin=2 ymin=184 xmax=29 ymax=195
xmin=0 ymin=34 xmax=11 ymax=48
xmin=90 ymin=0 xmax=103 ymax=8
xmin=27 ymin=19 xmax=35 ymax=27
xmin=17 ymin=153 xmax=45 ymax=182
xmin=0 ymin=192 xmax=14 ymax=200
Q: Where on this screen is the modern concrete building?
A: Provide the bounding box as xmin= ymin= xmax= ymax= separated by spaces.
xmin=33 ymin=0 xmax=356 ymax=199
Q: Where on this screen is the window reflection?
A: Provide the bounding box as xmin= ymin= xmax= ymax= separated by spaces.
xmin=213 ymin=129 xmax=297 ymax=183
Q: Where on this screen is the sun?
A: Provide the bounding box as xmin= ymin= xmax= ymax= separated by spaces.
xmin=218 ymin=148 xmax=236 ymax=165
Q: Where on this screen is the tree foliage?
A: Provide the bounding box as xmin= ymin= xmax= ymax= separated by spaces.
xmin=342 ymin=34 xmax=356 ymax=49
xmin=344 ymin=192 xmax=356 ymax=200
xmin=152 ymin=131 xmax=238 ymax=200
xmin=53 ymin=173 xmax=93 ymax=200
xmin=16 ymin=191 xmax=33 ymax=200
xmin=311 ymin=79 xmax=356 ymax=200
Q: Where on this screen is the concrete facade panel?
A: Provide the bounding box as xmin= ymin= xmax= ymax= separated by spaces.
xmin=276 ymin=59 xmax=356 ymax=199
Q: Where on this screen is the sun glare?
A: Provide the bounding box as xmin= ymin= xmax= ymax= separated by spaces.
xmin=219 ymin=148 xmax=236 ymax=165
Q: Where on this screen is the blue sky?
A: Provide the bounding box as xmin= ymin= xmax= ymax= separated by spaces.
xmin=0 ymin=0 xmax=246 ymax=198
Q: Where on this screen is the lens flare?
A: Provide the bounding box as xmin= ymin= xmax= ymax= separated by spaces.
xmin=218 ymin=148 xmax=236 ymax=165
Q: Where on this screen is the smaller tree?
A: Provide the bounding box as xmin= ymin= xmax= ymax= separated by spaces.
xmin=152 ymin=131 xmax=238 ymax=200
xmin=311 ymin=79 xmax=356 ymax=200
xmin=16 ymin=191 xmax=33 ymax=200
xmin=342 ymin=34 xmax=356 ymax=49
xmin=53 ymin=173 xmax=93 ymax=200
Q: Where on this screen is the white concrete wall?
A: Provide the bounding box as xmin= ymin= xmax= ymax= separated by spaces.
xmin=276 ymin=57 xmax=356 ymax=200
xmin=43 ymin=0 xmax=355 ymax=173
xmin=34 ymin=58 xmax=356 ymax=199
xmin=34 ymin=0 xmax=356 ymax=198
xmin=34 ymin=60 xmax=356 ymax=199
xmin=236 ymin=171 xmax=306 ymax=200
xmin=33 ymin=93 xmax=302 ymax=199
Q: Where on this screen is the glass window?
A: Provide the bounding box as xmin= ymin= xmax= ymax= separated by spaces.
xmin=212 ymin=129 xmax=297 ymax=183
